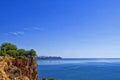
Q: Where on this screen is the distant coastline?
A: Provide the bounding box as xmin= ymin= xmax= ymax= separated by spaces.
xmin=37 ymin=56 xmax=62 ymax=60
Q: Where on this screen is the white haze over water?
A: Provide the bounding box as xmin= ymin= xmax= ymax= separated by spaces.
xmin=38 ymin=58 xmax=120 ymax=65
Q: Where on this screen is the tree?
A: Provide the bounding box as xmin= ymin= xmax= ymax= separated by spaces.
xmin=0 ymin=43 xmax=17 ymax=51
xmin=27 ymin=49 xmax=37 ymax=57
xmin=0 ymin=43 xmax=17 ymax=56
xmin=7 ymin=50 xmax=17 ymax=57
xmin=0 ymin=50 xmax=6 ymax=56
xmin=17 ymin=49 xmax=26 ymax=56
xmin=0 ymin=42 xmax=37 ymax=57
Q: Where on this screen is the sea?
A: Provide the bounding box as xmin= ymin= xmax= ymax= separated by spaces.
xmin=37 ymin=58 xmax=120 ymax=80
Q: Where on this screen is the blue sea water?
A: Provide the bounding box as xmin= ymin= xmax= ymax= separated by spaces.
xmin=37 ymin=58 xmax=120 ymax=80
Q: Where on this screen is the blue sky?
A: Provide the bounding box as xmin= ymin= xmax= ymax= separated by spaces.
xmin=1 ymin=0 xmax=120 ymax=58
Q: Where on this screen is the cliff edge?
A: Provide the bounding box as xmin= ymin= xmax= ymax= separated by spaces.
xmin=0 ymin=56 xmax=38 ymax=80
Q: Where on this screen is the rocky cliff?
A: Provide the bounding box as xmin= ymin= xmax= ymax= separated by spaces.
xmin=0 ymin=56 xmax=38 ymax=80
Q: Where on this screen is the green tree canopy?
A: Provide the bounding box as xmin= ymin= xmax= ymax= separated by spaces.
xmin=0 ymin=43 xmax=17 ymax=51
xmin=0 ymin=50 xmax=6 ymax=56
xmin=0 ymin=42 xmax=37 ymax=57
xmin=7 ymin=50 xmax=18 ymax=57
xmin=26 ymin=49 xmax=37 ymax=57
xmin=17 ymin=49 xmax=26 ymax=56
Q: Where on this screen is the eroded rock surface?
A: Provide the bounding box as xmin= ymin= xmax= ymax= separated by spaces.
xmin=0 ymin=57 xmax=38 ymax=80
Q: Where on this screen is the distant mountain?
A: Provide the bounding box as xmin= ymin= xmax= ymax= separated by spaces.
xmin=37 ymin=56 xmax=62 ymax=60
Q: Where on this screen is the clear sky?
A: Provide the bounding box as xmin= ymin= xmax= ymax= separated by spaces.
xmin=1 ymin=0 xmax=120 ymax=58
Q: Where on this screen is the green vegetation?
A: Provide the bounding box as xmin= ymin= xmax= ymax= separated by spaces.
xmin=0 ymin=42 xmax=37 ymax=57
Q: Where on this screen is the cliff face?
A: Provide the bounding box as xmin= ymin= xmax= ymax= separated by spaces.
xmin=0 ymin=56 xmax=38 ymax=80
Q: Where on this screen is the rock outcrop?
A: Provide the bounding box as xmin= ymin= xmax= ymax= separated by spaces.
xmin=0 ymin=56 xmax=38 ymax=80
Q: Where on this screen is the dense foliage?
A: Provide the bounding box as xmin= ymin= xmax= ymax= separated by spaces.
xmin=0 ymin=43 xmax=37 ymax=57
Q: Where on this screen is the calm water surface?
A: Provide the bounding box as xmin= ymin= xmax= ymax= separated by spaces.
xmin=38 ymin=58 xmax=120 ymax=80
